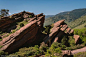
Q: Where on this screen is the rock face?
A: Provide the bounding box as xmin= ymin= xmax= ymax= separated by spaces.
xmin=62 ymin=50 xmax=71 ymax=56
xmin=0 ymin=11 xmax=45 ymax=53
xmin=43 ymin=20 xmax=80 ymax=56
xmin=0 ymin=11 xmax=34 ymax=32
xmin=43 ymin=20 xmax=80 ymax=45
xmin=0 ymin=11 xmax=80 ymax=56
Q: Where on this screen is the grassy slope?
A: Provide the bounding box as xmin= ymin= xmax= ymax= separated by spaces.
xmin=74 ymin=22 xmax=86 ymax=29
xmin=74 ymin=52 xmax=86 ymax=57
xmin=68 ymin=15 xmax=86 ymax=28
xmin=44 ymin=8 xmax=86 ymax=26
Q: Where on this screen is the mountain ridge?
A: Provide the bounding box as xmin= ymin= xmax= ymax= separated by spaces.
xmin=44 ymin=8 xmax=86 ymax=27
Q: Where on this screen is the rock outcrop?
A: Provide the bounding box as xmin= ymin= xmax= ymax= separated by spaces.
xmin=62 ymin=50 xmax=71 ymax=56
xmin=43 ymin=20 xmax=80 ymax=56
xmin=43 ymin=20 xmax=80 ymax=46
xmin=0 ymin=11 xmax=34 ymax=32
xmin=0 ymin=11 xmax=80 ymax=56
xmin=0 ymin=11 xmax=45 ymax=53
xmin=73 ymin=35 xmax=80 ymax=44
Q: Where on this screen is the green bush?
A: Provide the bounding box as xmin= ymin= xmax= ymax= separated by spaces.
xmin=0 ymin=46 xmax=3 ymax=48
xmin=45 ymin=42 xmax=62 ymax=57
xmin=39 ymin=42 xmax=48 ymax=52
xmin=74 ymin=28 xmax=86 ymax=45
xmin=65 ymin=47 xmax=72 ymax=50
xmin=10 ymin=45 xmax=43 ymax=57
xmin=0 ymin=39 xmax=2 ymax=41
xmin=61 ymin=36 xmax=68 ymax=45
xmin=68 ymin=36 xmax=75 ymax=46
xmin=20 ymin=23 xmax=24 ymax=27
xmin=29 ymin=15 xmax=32 ymax=18
xmin=0 ymin=50 xmax=4 ymax=55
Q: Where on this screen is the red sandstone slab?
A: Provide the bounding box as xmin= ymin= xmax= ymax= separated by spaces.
xmin=54 ymin=37 xmax=58 ymax=42
xmin=69 ymin=29 xmax=74 ymax=34
xmin=37 ymin=13 xmax=43 ymax=17
xmin=62 ymin=50 xmax=71 ymax=55
xmin=54 ymin=20 xmax=65 ymax=27
xmin=60 ymin=25 xmax=68 ymax=31
xmin=37 ymin=16 xmax=45 ymax=21
xmin=65 ymin=28 xmax=71 ymax=33
xmin=49 ymin=27 xmax=60 ymax=39
xmin=0 ymin=20 xmax=37 ymax=46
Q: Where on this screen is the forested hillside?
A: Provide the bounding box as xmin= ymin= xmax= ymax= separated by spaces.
xmin=44 ymin=8 xmax=86 ymax=27
xmin=68 ymin=15 xmax=86 ymax=28
xmin=45 ymin=15 xmax=54 ymax=19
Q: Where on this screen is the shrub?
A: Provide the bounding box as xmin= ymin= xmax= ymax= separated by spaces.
xmin=11 ymin=45 xmax=43 ymax=57
xmin=39 ymin=42 xmax=48 ymax=52
xmin=61 ymin=45 xmax=66 ymax=49
xmin=54 ymin=47 xmax=62 ymax=53
xmin=68 ymin=36 xmax=75 ymax=46
xmin=29 ymin=15 xmax=32 ymax=18
xmin=0 ymin=50 xmax=4 ymax=55
xmin=44 ymin=25 xmax=51 ymax=34
xmin=65 ymin=47 xmax=72 ymax=50
xmin=0 ymin=39 xmax=2 ymax=41
xmin=61 ymin=36 xmax=67 ymax=45
xmin=20 ymin=23 xmax=24 ymax=27
xmin=74 ymin=52 xmax=86 ymax=57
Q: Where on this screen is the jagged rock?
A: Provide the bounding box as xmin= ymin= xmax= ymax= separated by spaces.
xmin=60 ymin=25 xmax=68 ymax=31
xmin=0 ymin=12 xmax=45 ymax=53
xmin=73 ymin=35 xmax=80 ymax=44
xmin=54 ymin=37 xmax=58 ymax=42
xmin=54 ymin=20 xmax=65 ymax=27
xmin=69 ymin=29 xmax=74 ymax=34
xmin=62 ymin=50 xmax=71 ymax=56
xmin=49 ymin=27 xmax=60 ymax=39
xmin=37 ymin=13 xmax=43 ymax=17
xmin=65 ymin=28 xmax=71 ymax=33
xmin=44 ymin=19 xmax=80 ymax=47
xmin=23 ymin=13 xmax=29 ymax=18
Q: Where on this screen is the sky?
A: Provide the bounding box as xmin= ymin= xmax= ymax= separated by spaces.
xmin=0 ymin=0 xmax=86 ymax=15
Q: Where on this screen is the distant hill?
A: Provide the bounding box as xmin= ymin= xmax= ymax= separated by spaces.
xmin=68 ymin=15 xmax=86 ymax=28
xmin=44 ymin=8 xmax=86 ymax=26
xmin=55 ymin=11 xmax=69 ymax=16
xmin=45 ymin=15 xmax=54 ymax=19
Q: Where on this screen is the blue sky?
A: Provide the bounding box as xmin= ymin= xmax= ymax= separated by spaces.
xmin=0 ymin=0 xmax=86 ymax=15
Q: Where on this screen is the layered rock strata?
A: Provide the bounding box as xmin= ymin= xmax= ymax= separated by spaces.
xmin=0 ymin=11 xmax=45 ymax=53
xmin=43 ymin=20 xmax=80 ymax=45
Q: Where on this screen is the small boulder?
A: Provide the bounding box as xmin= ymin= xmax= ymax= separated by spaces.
xmin=73 ymin=35 xmax=80 ymax=44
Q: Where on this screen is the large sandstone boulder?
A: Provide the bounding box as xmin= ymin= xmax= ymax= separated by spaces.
xmin=0 ymin=12 xmax=45 ymax=53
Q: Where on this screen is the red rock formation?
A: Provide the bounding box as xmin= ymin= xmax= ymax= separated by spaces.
xmin=0 ymin=12 xmax=45 ymax=53
xmin=54 ymin=37 xmax=58 ymax=42
xmin=43 ymin=20 xmax=80 ymax=46
xmin=0 ymin=11 xmax=35 ymax=32
xmin=69 ymin=29 xmax=74 ymax=34
xmin=73 ymin=35 xmax=80 ymax=44
xmin=62 ymin=50 xmax=71 ymax=56
xmin=65 ymin=28 xmax=71 ymax=33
